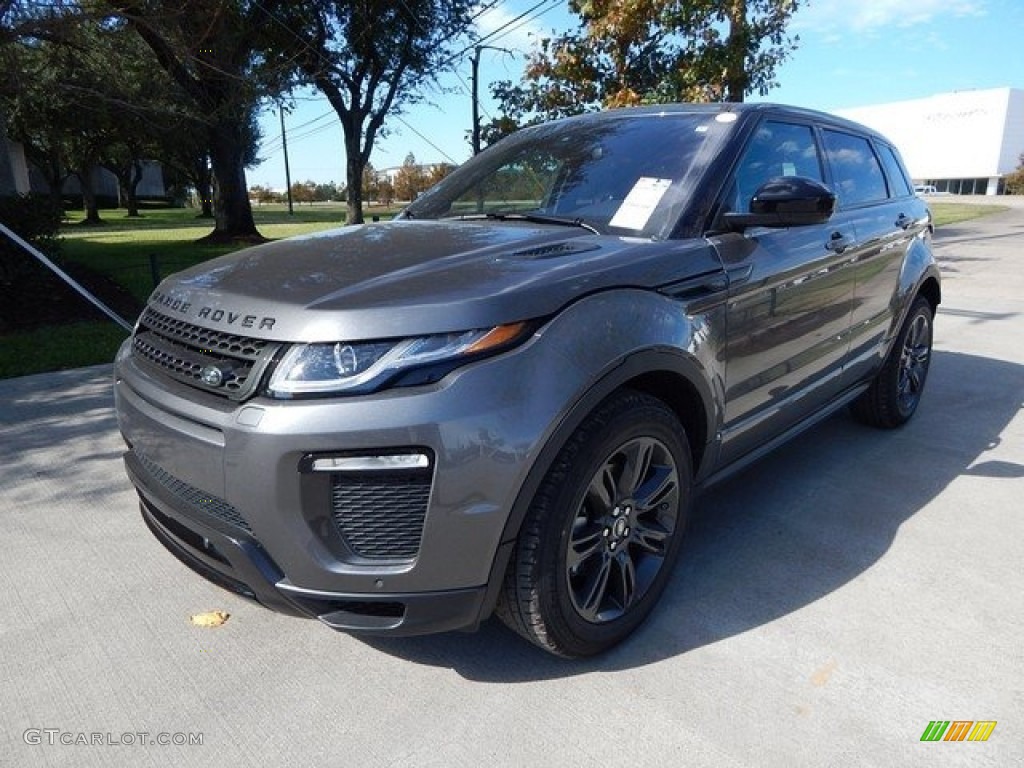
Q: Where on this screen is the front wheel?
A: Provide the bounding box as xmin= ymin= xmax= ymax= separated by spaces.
xmin=496 ymin=390 xmax=692 ymax=657
xmin=851 ymin=296 xmax=934 ymax=428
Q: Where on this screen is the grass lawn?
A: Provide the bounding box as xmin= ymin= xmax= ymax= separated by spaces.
xmin=928 ymin=202 xmax=1008 ymax=226
xmin=60 ymin=203 xmax=397 ymax=303
xmin=0 ymin=200 xmax=1010 ymax=379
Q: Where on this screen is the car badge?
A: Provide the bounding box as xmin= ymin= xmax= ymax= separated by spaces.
xmin=200 ymin=365 xmax=225 ymax=387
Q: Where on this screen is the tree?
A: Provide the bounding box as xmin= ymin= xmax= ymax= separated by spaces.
xmin=0 ymin=41 xmax=72 ymax=214
xmin=3 ymin=3 xmax=268 ymax=231
xmin=394 ymin=152 xmax=426 ymax=202
xmin=313 ymin=181 xmax=340 ymax=202
xmin=249 ymin=184 xmax=278 ymax=204
xmin=108 ymin=0 xmax=281 ymax=242
xmin=1 ymin=23 xmax=110 ymax=223
xmin=361 ymin=162 xmax=379 ymax=203
xmin=495 ymin=0 xmax=801 ymax=125
xmin=377 ymin=178 xmax=394 ymax=208
xmin=427 ymin=163 xmax=456 ymax=186
xmin=92 ymin=24 xmax=189 ymax=217
xmin=268 ymin=1 xmax=476 ymax=225
xmin=1005 ymin=153 xmax=1024 ymax=195
xmin=157 ymin=124 xmax=216 ymax=217
xmin=290 ymin=180 xmax=316 ymax=205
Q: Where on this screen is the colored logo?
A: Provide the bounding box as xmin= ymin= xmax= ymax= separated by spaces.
xmin=920 ymin=721 xmax=997 ymax=742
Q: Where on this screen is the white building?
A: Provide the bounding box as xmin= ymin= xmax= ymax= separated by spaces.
xmin=836 ymin=87 xmax=1024 ymax=195
xmin=0 ymin=126 xmax=31 ymax=195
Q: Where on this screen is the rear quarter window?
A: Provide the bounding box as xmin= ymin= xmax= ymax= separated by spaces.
xmin=875 ymin=143 xmax=914 ymax=198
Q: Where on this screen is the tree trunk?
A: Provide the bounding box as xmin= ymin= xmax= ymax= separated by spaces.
xmin=202 ymin=124 xmax=262 ymax=243
xmin=124 ymin=160 xmax=143 ymax=217
xmin=724 ymin=0 xmax=750 ymax=103
xmin=48 ymin=182 xmax=64 ymax=217
xmin=190 ymin=157 xmax=214 ymax=218
xmin=344 ymin=125 xmax=364 ymax=226
xmin=123 ymin=184 xmax=140 ymax=217
xmin=77 ymin=167 xmax=103 ymax=226
xmin=196 ymin=179 xmax=214 ymax=218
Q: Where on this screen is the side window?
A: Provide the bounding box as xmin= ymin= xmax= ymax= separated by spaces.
xmin=821 ymin=129 xmax=887 ymax=207
xmin=875 ymin=142 xmax=913 ymax=198
xmin=729 ymin=121 xmax=823 ymax=213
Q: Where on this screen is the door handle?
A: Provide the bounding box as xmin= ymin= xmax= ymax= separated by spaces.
xmin=725 ymin=264 xmax=753 ymax=288
xmin=825 ymin=231 xmax=852 ymax=253
xmin=895 ymin=213 xmax=913 ymax=230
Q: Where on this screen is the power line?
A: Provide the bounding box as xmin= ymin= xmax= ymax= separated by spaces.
xmin=479 ymin=0 xmax=559 ymax=49
xmin=261 ymin=109 xmax=336 ymax=153
xmin=393 ymin=115 xmax=459 ymax=164
xmin=442 ymin=0 xmax=558 ymax=68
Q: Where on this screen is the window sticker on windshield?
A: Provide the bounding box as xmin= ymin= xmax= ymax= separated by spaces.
xmin=783 ymin=162 xmax=796 ymax=176
xmin=609 ymin=177 xmax=672 ymax=230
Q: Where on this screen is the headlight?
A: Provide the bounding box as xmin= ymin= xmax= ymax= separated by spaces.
xmin=266 ymin=322 xmax=529 ymax=397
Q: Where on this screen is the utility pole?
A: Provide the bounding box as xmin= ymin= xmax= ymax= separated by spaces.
xmin=470 ymin=45 xmax=513 ymax=155
xmin=471 ymin=46 xmax=482 ymax=156
xmin=279 ymin=102 xmax=294 ymax=215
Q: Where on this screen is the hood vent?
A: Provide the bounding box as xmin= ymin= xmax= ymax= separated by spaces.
xmin=506 ymin=241 xmax=600 ymax=260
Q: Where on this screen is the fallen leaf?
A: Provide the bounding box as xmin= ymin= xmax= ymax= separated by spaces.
xmin=190 ymin=610 xmax=230 ymax=628
xmin=810 ymin=658 xmax=838 ymax=687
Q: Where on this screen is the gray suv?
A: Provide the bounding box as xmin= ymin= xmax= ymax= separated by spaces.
xmin=114 ymin=103 xmax=939 ymax=657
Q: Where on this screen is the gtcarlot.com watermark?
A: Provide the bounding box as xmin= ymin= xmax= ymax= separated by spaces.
xmin=24 ymin=729 xmax=203 ymax=747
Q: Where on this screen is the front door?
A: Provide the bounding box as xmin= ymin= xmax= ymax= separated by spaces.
xmin=712 ymin=119 xmax=857 ymax=466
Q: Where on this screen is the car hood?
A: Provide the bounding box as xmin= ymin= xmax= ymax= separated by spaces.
xmin=147 ymin=220 xmax=723 ymax=342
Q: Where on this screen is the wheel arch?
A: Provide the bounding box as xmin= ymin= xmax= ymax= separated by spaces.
xmin=476 ymin=348 xmax=717 ymax=623
xmin=917 ymin=273 xmax=941 ymax=313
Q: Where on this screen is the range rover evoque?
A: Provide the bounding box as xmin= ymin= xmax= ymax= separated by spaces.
xmin=114 ymin=103 xmax=940 ymax=657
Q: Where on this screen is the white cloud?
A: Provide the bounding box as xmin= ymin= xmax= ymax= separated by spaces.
xmin=793 ymin=0 xmax=986 ymax=34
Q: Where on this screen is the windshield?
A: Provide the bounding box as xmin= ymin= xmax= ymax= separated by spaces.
xmin=404 ymin=111 xmax=737 ymax=239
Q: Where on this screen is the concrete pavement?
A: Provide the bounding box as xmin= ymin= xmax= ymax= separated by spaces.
xmin=1 ymin=206 xmax=1022 ymax=767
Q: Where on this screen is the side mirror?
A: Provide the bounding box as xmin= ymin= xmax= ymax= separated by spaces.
xmin=723 ymin=176 xmax=836 ymax=232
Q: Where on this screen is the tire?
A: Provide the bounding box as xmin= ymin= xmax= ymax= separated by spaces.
xmin=851 ymin=296 xmax=934 ymax=429
xmin=496 ymin=389 xmax=692 ymax=657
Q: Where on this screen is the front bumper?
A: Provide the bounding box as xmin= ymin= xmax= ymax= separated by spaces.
xmin=113 ymin=332 xmax=564 ymax=636
xmin=129 ymin=448 xmax=487 ymax=634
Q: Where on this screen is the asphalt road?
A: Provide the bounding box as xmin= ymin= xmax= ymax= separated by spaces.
xmin=2 ymin=205 xmax=1022 ymax=767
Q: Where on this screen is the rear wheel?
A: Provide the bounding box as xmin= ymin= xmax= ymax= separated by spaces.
xmin=852 ymin=296 xmax=934 ymax=428
xmin=496 ymin=390 xmax=692 ymax=657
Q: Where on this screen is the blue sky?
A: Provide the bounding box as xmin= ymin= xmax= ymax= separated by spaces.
xmin=252 ymin=0 xmax=1024 ymax=189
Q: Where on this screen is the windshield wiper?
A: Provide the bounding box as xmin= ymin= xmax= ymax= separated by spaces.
xmin=453 ymin=211 xmax=600 ymax=236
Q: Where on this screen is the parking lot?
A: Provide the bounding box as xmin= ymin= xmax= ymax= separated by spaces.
xmin=1 ymin=205 xmax=1022 ymax=767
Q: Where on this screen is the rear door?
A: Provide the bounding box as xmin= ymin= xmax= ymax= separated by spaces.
xmin=820 ymin=133 xmax=927 ymax=384
xmin=712 ymin=118 xmax=858 ymax=466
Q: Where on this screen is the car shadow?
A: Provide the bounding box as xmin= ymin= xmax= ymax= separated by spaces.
xmin=0 ymin=366 xmax=125 ymax=509
xmin=362 ymin=350 xmax=1024 ymax=679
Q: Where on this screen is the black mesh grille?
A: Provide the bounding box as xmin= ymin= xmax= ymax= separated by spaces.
xmin=132 ymin=307 xmax=276 ymax=399
xmin=135 ymin=452 xmax=252 ymax=534
xmin=331 ymin=473 xmax=431 ymax=560
xmin=141 ymin=308 xmax=268 ymax=360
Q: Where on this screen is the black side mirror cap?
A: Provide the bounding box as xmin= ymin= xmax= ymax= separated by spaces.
xmin=723 ymin=176 xmax=837 ymax=232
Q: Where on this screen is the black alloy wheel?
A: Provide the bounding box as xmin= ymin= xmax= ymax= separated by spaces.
xmin=565 ymin=435 xmax=680 ymax=624
xmin=497 ymin=389 xmax=692 ymax=657
xmin=852 ymin=296 xmax=934 ymax=429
